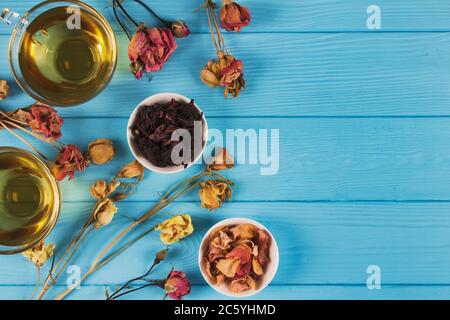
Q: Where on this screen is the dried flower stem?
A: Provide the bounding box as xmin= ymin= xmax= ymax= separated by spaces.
xmin=53 ymin=171 xmax=210 ymax=300
xmin=37 ymin=171 xmax=143 ymax=300
xmin=107 ymin=248 xmax=163 ymax=300
xmin=30 ymin=268 xmax=41 ymax=300
xmin=0 ymin=109 xmax=29 ymax=126
xmin=205 ymin=0 xmax=226 ymax=52
xmin=0 ymin=121 xmax=49 ymax=160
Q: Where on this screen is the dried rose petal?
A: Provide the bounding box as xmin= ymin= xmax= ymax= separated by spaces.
xmin=230 ymin=224 xmax=258 ymax=240
xmin=257 ymin=229 xmax=271 ymax=266
xmin=216 ymin=257 xmax=240 ymax=277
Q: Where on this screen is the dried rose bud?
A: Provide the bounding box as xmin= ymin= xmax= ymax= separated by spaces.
xmin=164 ymin=271 xmax=191 ymax=300
xmin=0 ymin=80 xmax=9 ymax=100
xmin=29 ymin=103 xmax=64 ymax=140
xmin=128 ymin=24 xmax=177 ymax=79
xmin=94 ymin=198 xmax=118 ymax=228
xmin=200 ymin=51 xmax=245 ymax=97
xmin=91 ymin=179 xmax=120 ymax=200
xmin=88 ymin=138 xmax=115 ymax=165
xmin=171 ymin=20 xmax=190 ymax=38
xmin=155 ymin=214 xmax=194 ymax=245
xmin=91 ymin=179 xmax=107 ymax=199
xmin=209 ymin=148 xmax=234 ymax=171
xmin=199 ymin=180 xmax=233 ymax=211
xmin=51 ymin=144 xmax=88 ymax=181
xmin=118 ymin=160 xmax=145 ymax=179
xmin=22 ymin=242 xmax=55 ymax=268
xmin=220 ymin=0 xmax=251 ymax=32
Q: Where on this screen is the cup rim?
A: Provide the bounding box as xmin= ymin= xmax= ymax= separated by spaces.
xmin=0 ymin=146 xmax=61 ymax=255
xmin=198 ymin=218 xmax=280 ymax=298
xmin=127 ymin=93 xmax=209 ymax=174
xmin=8 ymin=0 xmax=118 ymax=107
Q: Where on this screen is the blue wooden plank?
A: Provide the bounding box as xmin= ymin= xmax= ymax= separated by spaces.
xmin=3 ymin=117 xmax=450 ymax=201
xmin=1 ymin=0 xmax=450 ymax=34
xmin=3 ymin=32 xmax=450 ymax=117
xmin=2 ymin=284 xmax=450 ymax=300
xmin=2 ymin=202 xmax=450 ymax=291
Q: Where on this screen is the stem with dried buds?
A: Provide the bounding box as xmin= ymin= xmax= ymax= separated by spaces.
xmin=205 ymin=0 xmax=226 ymax=53
xmin=52 ymin=170 xmax=213 ymax=300
xmin=36 ymin=167 xmax=143 ymax=300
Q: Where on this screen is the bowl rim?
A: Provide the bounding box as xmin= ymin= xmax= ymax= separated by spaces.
xmin=127 ymin=92 xmax=209 ymax=174
xmin=198 ymin=217 xmax=280 ymax=298
xmin=0 ymin=146 xmax=61 ymax=255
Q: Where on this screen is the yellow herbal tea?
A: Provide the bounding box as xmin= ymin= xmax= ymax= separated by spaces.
xmin=18 ymin=6 xmax=116 ymax=106
xmin=0 ymin=148 xmax=60 ymax=249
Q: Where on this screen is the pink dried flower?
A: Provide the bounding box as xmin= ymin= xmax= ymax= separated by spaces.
xmin=51 ymin=144 xmax=88 ymax=181
xmin=28 ymin=103 xmax=64 ymax=140
xmin=128 ymin=24 xmax=178 ymax=79
xmin=171 ymin=20 xmax=190 ymax=38
xmin=220 ymin=0 xmax=251 ymax=32
xmin=164 ymin=271 xmax=191 ymax=300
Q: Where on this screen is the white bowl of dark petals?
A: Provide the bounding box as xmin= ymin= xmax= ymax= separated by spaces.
xmin=127 ymin=93 xmax=208 ymax=174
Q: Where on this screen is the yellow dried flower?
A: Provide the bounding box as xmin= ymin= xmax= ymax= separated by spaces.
xmin=199 ymin=180 xmax=232 ymax=211
xmin=209 ymin=148 xmax=234 ymax=171
xmin=118 ymin=160 xmax=145 ymax=179
xmin=88 ymin=139 xmax=115 ymax=165
xmin=93 ymin=198 xmax=118 ymax=228
xmin=90 ymin=179 xmax=120 ymax=200
xmin=22 ymin=242 xmax=55 ymax=268
xmin=0 ymin=80 xmax=9 ymax=100
xmin=155 ymin=214 xmax=194 ymax=245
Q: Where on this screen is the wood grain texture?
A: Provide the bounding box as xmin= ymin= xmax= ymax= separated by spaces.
xmin=1 ymin=0 xmax=450 ymax=34
xmin=1 ymin=0 xmax=450 ymax=300
xmin=2 ymin=201 xmax=450 ymax=296
xmin=2 ymin=285 xmax=450 ymax=300
xmin=3 ymin=32 xmax=450 ymax=117
xmin=4 ymin=117 xmax=450 ymax=201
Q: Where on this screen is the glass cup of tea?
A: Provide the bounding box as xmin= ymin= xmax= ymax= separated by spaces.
xmin=0 ymin=147 xmax=61 ymax=254
xmin=0 ymin=0 xmax=117 ymax=107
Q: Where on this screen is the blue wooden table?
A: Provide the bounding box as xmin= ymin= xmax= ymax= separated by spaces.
xmin=2 ymin=0 xmax=450 ymax=300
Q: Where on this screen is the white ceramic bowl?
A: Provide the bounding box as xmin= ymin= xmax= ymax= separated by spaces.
xmin=198 ymin=218 xmax=279 ymax=298
xmin=127 ymin=93 xmax=208 ymax=174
